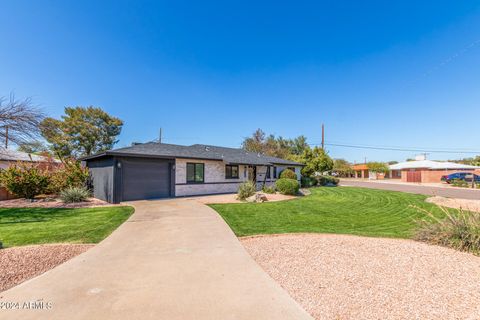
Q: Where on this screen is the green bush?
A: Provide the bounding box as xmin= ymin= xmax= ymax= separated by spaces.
xmin=301 ymin=176 xmax=317 ymax=188
xmin=237 ymin=181 xmax=256 ymax=200
xmin=451 ymin=179 xmax=470 ymax=188
xmin=0 ymin=164 xmax=50 ymax=199
xmin=48 ymin=160 xmax=90 ymax=194
xmin=275 ymin=178 xmax=300 ymax=195
xmin=60 ymin=187 xmax=91 ymax=203
xmin=262 ymin=185 xmax=276 ymax=194
xmin=415 ymin=206 xmax=480 ymax=255
xmin=279 ymin=169 xmax=297 ymax=180
xmin=316 ymin=175 xmax=339 ymax=186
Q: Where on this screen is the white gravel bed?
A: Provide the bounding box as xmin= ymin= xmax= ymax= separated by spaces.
xmin=426 ymin=196 xmax=480 ymax=212
xmin=241 ymin=234 xmax=480 ymax=320
xmin=0 ymin=244 xmax=93 ymax=292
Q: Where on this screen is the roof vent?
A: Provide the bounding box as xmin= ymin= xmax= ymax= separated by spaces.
xmin=205 ymin=146 xmax=210 ymax=151
xmin=131 ymin=142 xmax=143 ymax=146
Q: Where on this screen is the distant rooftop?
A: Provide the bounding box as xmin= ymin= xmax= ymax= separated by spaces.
xmin=389 ymin=159 xmax=479 ymax=170
xmin=0 ymin=148 xmax=55 ymax=162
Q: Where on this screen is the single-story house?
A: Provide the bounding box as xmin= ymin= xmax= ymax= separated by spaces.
xmin=81 ymin=143 xmax=304 ymax=203
xmin=389 ymin=159 xmax=480 ymax=183
xmin=351 ymin=164 xmax=386 ymax=180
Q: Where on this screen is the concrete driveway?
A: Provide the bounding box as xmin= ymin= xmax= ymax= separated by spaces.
xmin=0 ymin=199 xmax=311 ymax=320
xmin=341 ymin=179 xmax=480 ymax=200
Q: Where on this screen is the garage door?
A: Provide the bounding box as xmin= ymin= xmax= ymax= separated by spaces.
xmin=121 ymin=158 xmax=172 ymax=201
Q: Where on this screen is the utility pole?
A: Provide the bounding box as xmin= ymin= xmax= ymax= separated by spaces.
xmin=4 ymin=125 xmax=8 ymax=149
xmin=321 ymin=123 xmax=325 ymax=150
xmin=159 ymin=128 xmax=162 ymax=144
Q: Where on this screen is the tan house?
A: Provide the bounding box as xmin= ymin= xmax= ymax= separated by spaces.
xmin=389 ymin=159 xmax=480 ymax=183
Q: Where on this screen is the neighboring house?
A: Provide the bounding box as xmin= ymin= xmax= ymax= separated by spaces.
xmin=389 ymin=160 xmax=480 ymax=183
xmin=0 ymin=149 xmax=59 ymax=200
xmin=352 ymin=164 xmax=369 ymax=179
xmin=81 ymin=143 xmax=303 ymax=203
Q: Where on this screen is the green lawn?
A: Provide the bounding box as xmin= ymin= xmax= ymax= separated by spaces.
xmin=210 ymin=187 xmax=445 ymax=238
xmin=0 ymin=206 xmax=134 ymax=247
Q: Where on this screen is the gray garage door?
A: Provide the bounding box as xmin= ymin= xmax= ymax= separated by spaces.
xmin=121 ymin=158 xmax=171 ymax=201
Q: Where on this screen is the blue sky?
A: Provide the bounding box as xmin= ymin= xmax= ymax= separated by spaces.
xmin=1 ymin=1 xmax=480 ymax=162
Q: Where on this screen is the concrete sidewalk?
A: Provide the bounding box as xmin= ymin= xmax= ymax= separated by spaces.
xmin=0 ymin=199 xmax=311 ymax=320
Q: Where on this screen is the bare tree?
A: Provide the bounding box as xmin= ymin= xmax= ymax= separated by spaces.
xmin=0 ymin=93 xmax=45 ymax=148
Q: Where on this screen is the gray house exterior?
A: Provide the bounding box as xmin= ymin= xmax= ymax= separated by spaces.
xmin=81 ymin=143 xmax=303 ymax=203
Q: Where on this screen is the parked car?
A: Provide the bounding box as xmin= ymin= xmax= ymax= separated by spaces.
xmin=441 ymin=172 xmax=480 ymax=183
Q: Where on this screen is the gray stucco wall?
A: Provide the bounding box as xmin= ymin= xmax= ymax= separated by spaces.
xmin=87 ymin=157 xmax=115 ymax=203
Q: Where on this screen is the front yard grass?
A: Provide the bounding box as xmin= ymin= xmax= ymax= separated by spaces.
xmin=0 ymin=206 xmax=134 ymax=247
xmin=210 ymin=187 xmax=445 ymax=238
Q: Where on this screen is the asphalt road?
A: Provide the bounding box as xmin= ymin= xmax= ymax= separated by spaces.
xmin=341 ymin=180 xmax=480 ymax=200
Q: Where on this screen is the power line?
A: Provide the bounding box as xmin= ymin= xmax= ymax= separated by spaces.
xmin=308 ymin=142 xmax=480 ymax=154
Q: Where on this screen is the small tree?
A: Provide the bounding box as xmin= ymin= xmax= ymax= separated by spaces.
xmin=299 ymin=147 xmax=334 ymax=177
xmin=0 ymin=163 xmax=49 ymax=199
xmin=367 ymin=162 xmax=390 ymax=173
xmin=333 ymin=159 xmax=354 ymax=177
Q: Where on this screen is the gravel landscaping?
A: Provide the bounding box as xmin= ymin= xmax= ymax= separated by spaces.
xmin=0 ymin=244 xmax=93 ymax=292
xmin=426 ymin=196 xmax=480 ymax=212
xmin=241 ymin=234 xmax=480 ymax=320
xmin=0 ymin=197 xmax=114 ymax=208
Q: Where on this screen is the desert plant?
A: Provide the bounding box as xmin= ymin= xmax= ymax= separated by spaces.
xmin=237 ymin=181 xmax=256 ymax=200
xmin=279 ymin=169 xmax=297 ymax=180
xmin=262 ymin=185 xmax=276 ymax=194
xmin=414 ymin=205 xmax=480 ymax=255
xmin=301 ymin=176 xmax=317 ymax=187
xmin=451 ymin=179 xmax=470 ymax=188
xmin=275 ymin=178 xmax=300 ymax=195
xmin=59 ymin=186 xmax=90 ymax=203
xmin=0 ymin=163 xmax=49 ymax=199
xmin=316 ymin=175 xmax=339 ymax=186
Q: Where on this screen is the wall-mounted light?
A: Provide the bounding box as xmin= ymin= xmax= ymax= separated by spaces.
xmin=117 ymin=162 xmax=122 ymax=169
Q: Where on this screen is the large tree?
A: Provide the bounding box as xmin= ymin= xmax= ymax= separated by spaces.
xmin=40 ymin=106 xmax=123 ymax=158
xmin=242 ymin=128 xmax=309 ymax=159
xmin=0 ymin=94 xmax=44 ymax=148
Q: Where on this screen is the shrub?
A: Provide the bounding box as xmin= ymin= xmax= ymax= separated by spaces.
xmin=275 ymin=178 xmax=300 ymax=195
xmin=451 ymin=179 xmax=470 ymax=188
xmin=237 ymin=181 xmax=256 ymax=200
xmin=414 ymin=205 xmax=480 ymax=255
xmin=316 ymin=175 xmax=339 ymax=186
xmin=262 ymin=185 xmax=276 ymax=194
xmin=301 ymin=176 xmax=317 ymax=188
xmin=60 ymin=187 xmax=91 ymax=203
xmin=279 ymin=169 xmax=297 ymax=180
xmin=48 ymin=160 xmax=90 ymax=194
xmin=0 ymin=164 xmax=49 ymax=199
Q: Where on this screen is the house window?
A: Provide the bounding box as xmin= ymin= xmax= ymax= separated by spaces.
xmin=225 ymin=165 xmax=239 ymax=179
xmin=266 ymin=166 xmax=271 ymax=179
xmin=187 ymin=163 xmax=204 ymax=183
xmin=273 ymin=166 xmax=277 ymax=179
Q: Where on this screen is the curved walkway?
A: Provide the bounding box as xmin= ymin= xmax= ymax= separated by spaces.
xmin=0 ymin=199 xmax=311 ymax=320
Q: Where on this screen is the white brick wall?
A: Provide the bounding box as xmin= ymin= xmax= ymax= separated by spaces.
xmin=174 ymin=158 xmax=301 ymax=197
